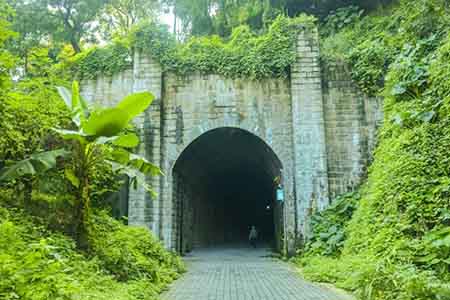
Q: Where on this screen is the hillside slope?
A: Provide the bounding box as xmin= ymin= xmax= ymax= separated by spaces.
xmin=297 ymin=1 xmax=450 ymax=299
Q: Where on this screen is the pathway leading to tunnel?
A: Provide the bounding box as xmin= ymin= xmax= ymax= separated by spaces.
xmin=162 ymin=246 xmax=353 ymax=300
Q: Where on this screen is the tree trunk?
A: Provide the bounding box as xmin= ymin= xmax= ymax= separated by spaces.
xmin=173 ymin=2 xmax=177 ymax=37
xmin=23 ymin=176 xmax=33 ymax=211
xmin=70 ymin=37 xmax=81 ymax=54
xmin=74 ymin=176 xmax=90 ymax=250
xmin=24 ymin=50 xmax=28 ymax=76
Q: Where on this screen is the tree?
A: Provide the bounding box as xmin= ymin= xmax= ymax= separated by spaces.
xmin=47 ymin=0 xmax=107 ymax=53
xmin=0 ymin=0 xmax=16 ymax=90
xmin=0 ymin=82 xmax=161 ymax=248
xmin=162 ymin=0 xmax=395 ymax=37
xmin=212 ymin=0 xmax=276 ymax=36
xmin=7 ymin=0 xmax=55 ymax=74
xmin=163 ymin=0 xmax=214 ymax=37
xmin=8 ymin=0 xmax=108 ymax=54
xmin=272 ymin=0 xmax=394 ymax=19
xmin=100 ymin=0 xmax=160 ymax=38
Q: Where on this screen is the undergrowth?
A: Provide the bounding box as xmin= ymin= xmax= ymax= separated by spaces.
xmin=296 ymin=1 xmax=450 ymax=299
xmin=298 ymin=192 xmax=360 ymax=258
xmin=0 ymin=204 xmax=184 ymax=300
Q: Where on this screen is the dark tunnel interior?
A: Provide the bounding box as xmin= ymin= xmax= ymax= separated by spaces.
xmin=173 ymin=127 xmax=283 ymax=253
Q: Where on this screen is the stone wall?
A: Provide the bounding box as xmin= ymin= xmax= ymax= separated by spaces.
xmin=322 ymin=62 xmax=383 ymax=200
xmin=81 ymin=51 xmax=163 ymax=233
xmin=290 ymin=27 xmax=329 ymax=241
xmin=160 ymin=73 xmax=295 ymax=251
xmin=80 ymin=26 xmax=383 ymax=254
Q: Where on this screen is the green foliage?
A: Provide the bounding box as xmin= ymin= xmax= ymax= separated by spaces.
xmin=0 ymin=78 xmax=69 ymax=162
xmin=299 ymin=255 xmax=450 ymax=300
xmin=90 ymin=211 xmax=185 ymax=282
xmin=297 ymin=1 xmax=450 ymax=299
xmin=48 ymin=0 xmax=107 ymax=53
xmin=165 ymin=0 xmax=394 ymax=37
xmin=279 ymin=0 xmax=394 ymax=20
xmin=100 ymin=0 xmax=160 ymax=38
xmin=1 ymin=82 xmax=159 ymax=247
xmin=0 ymin=205 xmax=183 ymax=300
xmin=67 ymin=15 xmax=316 ymax=80
xmin=0 ymin=149 xmax=69 ymax=181
xmin=347 ymin=38 xmax=396 ymax=95
xmin=129 ymin=21 xmax=176 ymax=61
xmin=7 ymin=0 xmax=108 ymax=54
xmin=54 ymin=83 xmax=158 ymax=246
xmin=302 ymin=192 xmax=360 ymax=257
xmin=65 ymin=41 xmax=133 ymax=80
xmin=320 ymin=0 xmax=450 ymax=96
xmin=1 ymin=6 xmax=181 ymax=300
xmin=158 ymin=15 xmax=311 ymax=78
xmin=0 ymin=0 xmax=17 ymax=90
xmin=321 ymin=5 xmax=364 ymax=36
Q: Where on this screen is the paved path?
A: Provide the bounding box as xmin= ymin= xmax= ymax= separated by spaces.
xmin=162 ymin=246 xmax=353 ymax=300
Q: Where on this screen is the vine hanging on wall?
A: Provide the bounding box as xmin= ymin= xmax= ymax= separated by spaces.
xmin=63 ymin=15 xmax=316 ymax=80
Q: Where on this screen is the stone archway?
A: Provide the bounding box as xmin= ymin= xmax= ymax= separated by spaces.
xmin=80 ymin=27 xmax=384 ymax=255
xmin=172 ymin=127 xmax=284 ymax=253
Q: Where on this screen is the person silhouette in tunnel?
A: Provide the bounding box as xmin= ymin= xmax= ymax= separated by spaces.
xmin=249 ymin=225 xmax=258 ymax=248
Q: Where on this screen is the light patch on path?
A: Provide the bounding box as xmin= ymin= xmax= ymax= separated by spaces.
xmin=162 ymin=246 xmax=354 ymax=300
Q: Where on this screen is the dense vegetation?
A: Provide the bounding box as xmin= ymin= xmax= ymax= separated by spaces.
xmin=5 ymin=0 xmax=395 ymax=79
xmin=3 ymin=0 xmax=450 ymax=299
xmin=0 ymin=1 xmax=184 ymax=299
xmin=65 ymin=14 xmax=316 ymax=80
xmin=167 ymin=0 xmax=394 ymax=37
xmin=0 ymin=207 xmax=184 ymax=300
xmin=296 ymin=1 xmax=450 ymax=299
xmin=0 ymin=85 xmax=185 ymax=299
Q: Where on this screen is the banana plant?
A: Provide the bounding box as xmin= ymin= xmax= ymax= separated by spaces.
xmin=0 ymin=81 xmax=161 ymax=248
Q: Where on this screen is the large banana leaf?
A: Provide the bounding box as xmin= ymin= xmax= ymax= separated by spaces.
xmin=116 ymin=92 xmax=154 ymax=121
xmin=107 ymin=160 xmax=157 ymax=197
xmin=57 ymin=81 xmax=89 ymax=126
xmin=57 ymin=86 xmax=73 ymax=110
xmin=109 ymin=149 xmax=161 ymax=176
xmin=95 ymin=133 xmax=139 ymax=148
xmin=129 ymin=154 xmax=163 ymax=176
xmin=108 ymin=149 xmax=162 ymax=193
xmin=59 ymin=88 xmax=154 ymax=138
xmin=53 ymin=128 xmax=89 ymax=144
xmin=110 ymin=148 xmax=131 ymax=164
xmin=82 ymin=108 xmax=129 ymax=137
xmin=112 ymin=133 xmax=140 ymax=148
xmin=0 ymin=149 xmax=69 ymax=182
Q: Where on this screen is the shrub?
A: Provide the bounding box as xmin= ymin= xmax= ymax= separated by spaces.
xmin=301 ymin=192 xmax=360 ymax=257
xmin=0 ymin=205 xmax=184 ymax=300
xmin=89 ymin=211 xmax=185 ymax=283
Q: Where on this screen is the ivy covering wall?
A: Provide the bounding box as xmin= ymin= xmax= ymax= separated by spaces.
xmin=63 ymin=15 xmax=316 ymax=80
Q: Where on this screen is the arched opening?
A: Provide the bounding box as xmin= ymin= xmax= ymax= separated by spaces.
xmin=172 ymin=127 xmax=283 ymax=253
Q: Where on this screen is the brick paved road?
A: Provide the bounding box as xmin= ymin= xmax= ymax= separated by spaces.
xmin=162 ymin=246 xmax=353 ymax=300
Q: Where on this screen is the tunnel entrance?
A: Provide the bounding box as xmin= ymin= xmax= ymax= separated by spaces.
xmin=172 ymin=127 xmax=283 ymax=254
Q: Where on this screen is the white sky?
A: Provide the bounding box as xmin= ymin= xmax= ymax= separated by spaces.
xmin=159 ymin=8 xmax=176 ymax=33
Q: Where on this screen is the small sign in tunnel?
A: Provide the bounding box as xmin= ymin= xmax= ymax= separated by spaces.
xmin=173 ymin=127 xmax=283 ymax=254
